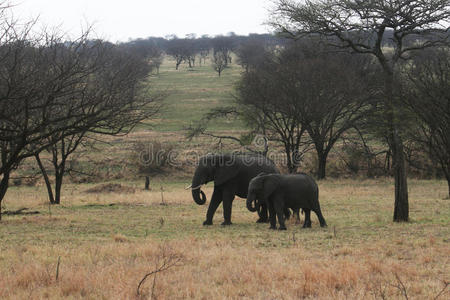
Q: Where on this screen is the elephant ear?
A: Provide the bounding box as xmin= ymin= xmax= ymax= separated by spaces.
xmin=262 ymin=175 xmax=280 ymax=198
xmin=214 ymin=155 xmax=240 ymax=186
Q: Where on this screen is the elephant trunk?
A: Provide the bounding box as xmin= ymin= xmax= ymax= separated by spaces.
xmin=191 ymin=168 xmax=208 ymax=205
xmin=246 ymin=193 xmax=258 ymax=212
xmin=192 ymin=188 xmax=207 ymax=205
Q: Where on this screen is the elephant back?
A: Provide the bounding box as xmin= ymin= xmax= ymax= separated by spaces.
xmin=236 ymin=154 xmax=279 ymax=176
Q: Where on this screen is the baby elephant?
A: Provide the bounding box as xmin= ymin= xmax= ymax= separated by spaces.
xmin=246 ymin=173 xmax=327 ymax=230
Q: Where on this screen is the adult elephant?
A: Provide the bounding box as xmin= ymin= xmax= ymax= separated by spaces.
xmin=189 ymin=153 xmax=279 ymax=225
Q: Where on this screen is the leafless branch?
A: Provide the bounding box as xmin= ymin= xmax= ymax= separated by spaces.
xmin=136 ymin=245 xmax=185 ymax=297
xmin=433 ymin=280 xmax=449 ymax=300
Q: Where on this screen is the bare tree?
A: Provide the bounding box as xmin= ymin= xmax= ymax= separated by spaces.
xmin=212 ymin=36 xmax=235 ymax=66
xmin=272 ymin=0 xmax=450 ymax=221
xmin=165 ymin=38 xmax=187 ymax=70
xmin=212 ymin=51 xmax=227 ymax=76
xmin=0 ymin=12 xmax=162 ymax=215
xmin=0 ymin=23 xmax=90 ymax=217
xmin=32 ymin=41 xmax=162 ymax=205
xmin=35 ymin=134 xmax=87 ymax=205
xmin=197 ymin=35 xmax=211 ymax=66
xmin=165 ymin=38 xmax=198 ymax=70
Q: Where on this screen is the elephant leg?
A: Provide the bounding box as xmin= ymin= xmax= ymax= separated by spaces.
xmin=204 ymin=189 xmax=222 ymax=225
xmin=283 ymin=207 xmax=291 ymax=220
xmin=314 ymin=208 xmax=327 ymax=227
xmin=221 ymin=188 xmax=235 ymax=225
xmin=268 ymin=202 xmax=277 ymax=230
xmin=302 ymin=209 xmax=312 ymax=228
xmin=274 ymin=200 xmax=287 ymax=230
xmin=256 ymin=202 xmax=269 ymax=223
xmin=294 ymin=208 xmax=301 ymax=224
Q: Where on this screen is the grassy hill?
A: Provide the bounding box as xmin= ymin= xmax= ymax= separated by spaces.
xmin=147 ymin=56 xmax=244 ymax=132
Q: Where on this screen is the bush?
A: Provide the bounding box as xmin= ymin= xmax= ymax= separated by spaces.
xmin=132 ymin=140 xmax=175 ymax=175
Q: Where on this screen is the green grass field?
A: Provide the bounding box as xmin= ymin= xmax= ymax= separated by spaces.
xmin=0 ymin=57 xmax=449 ymax=299
xmin=147 ymin=57 xmax=244 ymax=132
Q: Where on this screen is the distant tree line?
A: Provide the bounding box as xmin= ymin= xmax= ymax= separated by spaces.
xmin=123 ymin=33 xmax=287 ymax=75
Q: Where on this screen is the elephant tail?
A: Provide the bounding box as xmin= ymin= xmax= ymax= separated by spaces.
xmin=312 ymin=180 xmax=319 ymax=206
xmin=315 ymin=185 xmax=319 ymax=203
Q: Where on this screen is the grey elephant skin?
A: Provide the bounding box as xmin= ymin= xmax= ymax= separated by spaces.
xmin=246 ymin=173 xmax=327 ymax=230
xmin=190 ymin=154 xmax=279 ymax=225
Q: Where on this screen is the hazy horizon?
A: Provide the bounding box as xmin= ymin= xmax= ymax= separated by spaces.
xmin=9 ymin=0 xmax=274 ymax=42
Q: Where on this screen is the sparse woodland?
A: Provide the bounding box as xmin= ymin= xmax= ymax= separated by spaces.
xmin=0 ymin=1 xmax=449 ymax=299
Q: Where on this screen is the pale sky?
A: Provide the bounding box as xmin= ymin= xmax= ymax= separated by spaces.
xmin=10 ymin=0 xmax=274 ymax=41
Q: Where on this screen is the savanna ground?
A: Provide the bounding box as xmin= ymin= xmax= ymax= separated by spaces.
xmin=0 ymin=58 xmax=449 ymax=299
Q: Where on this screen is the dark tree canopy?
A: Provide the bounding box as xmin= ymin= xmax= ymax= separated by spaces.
xmin=237 ymin=41 xmax=372 ymax=175
xmin=404 ymin=47 xmax=450 ymax=197
xmin=235 ymin=38 xmax=270 ymax=73
xmin=121 ymin=38 xmax=164 ymax=73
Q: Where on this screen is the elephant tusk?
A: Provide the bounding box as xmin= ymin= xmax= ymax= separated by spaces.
xmin=185 ymin=184 xmax=203 ymax=190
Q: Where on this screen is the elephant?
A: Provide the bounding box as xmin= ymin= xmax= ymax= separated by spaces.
xmin=188 ymin=153 xmax=280 ymax=225
xmin=246 ymin=173 xmax=327 ymax=230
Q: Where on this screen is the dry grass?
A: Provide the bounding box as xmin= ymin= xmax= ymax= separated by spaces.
xmin=0 ymin=178 xmax=449 ymax=299
xmin=84 ymin=183 xmax=136 ymax=194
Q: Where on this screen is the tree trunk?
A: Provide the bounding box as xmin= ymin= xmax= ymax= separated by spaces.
xmin=444 ymin=170 xmax=450 ymax=199
xmin=384 ymin=72 xmax=409 ymax=222
xmin=392 ymin=132 xmax=409 ymax=221
xmin=317 ymin=152 xmax=328 ymax=180
xmin=175 ymin=58 xmax=182 ymax=70
xmin=35 ymin=154 xmax=55 ymax=204
xmin=54 ymin=170 xmax=64 ymax=205
xmin=284 ymin=144 xmax=298 ymax=174
xmin=287 ymin=163 xmax=297 ymax=174
xmin=287 ymin=152 xmax=301 ymax=174
xmin=0 ymin=171 xmax=10 ymax=221
xmin=385 ymin=150 xmax=391 ymax=173
xmin=447 ymin=178 xmax=450 ymax=200
xmin=440 ymin=163 xmax=450 ymax=199
xmin=145 ymin=176 xmax=150 ymax=190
